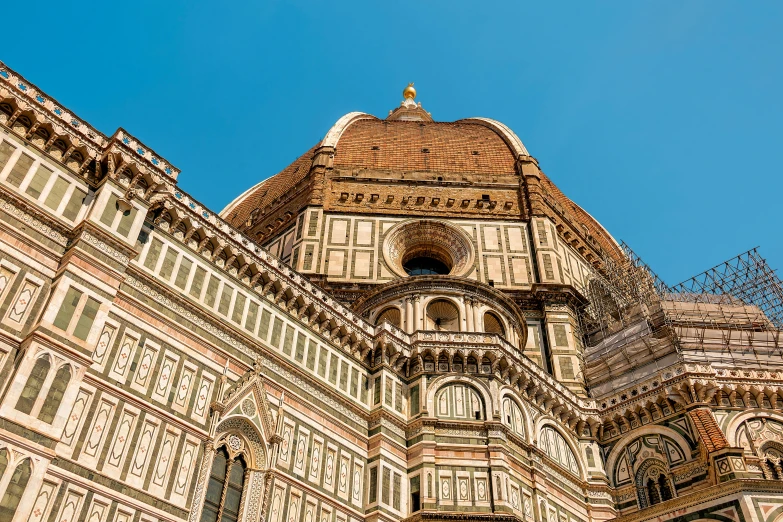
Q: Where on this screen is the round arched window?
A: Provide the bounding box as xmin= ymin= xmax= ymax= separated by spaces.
xmin=403 ymin=256 xmax=450 ymax=276
xmin=383 ymin=220 xmax=475 ymax=278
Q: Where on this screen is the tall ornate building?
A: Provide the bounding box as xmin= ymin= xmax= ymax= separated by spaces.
xmin=0 ymin=64 xmax=782 ymax=522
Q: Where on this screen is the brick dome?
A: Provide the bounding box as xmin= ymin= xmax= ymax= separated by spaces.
xmin=221 ymin=110 xmax=622 ymax=262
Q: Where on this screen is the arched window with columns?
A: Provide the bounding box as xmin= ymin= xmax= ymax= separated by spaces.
xmin=192 ymin=414 xmax=271 ymax=522
xmin=200 ymin=444 xmax=247 ymax=522
xmin=760 ymin=442 xmax=783 ymax=479
xmin=635 ymin=459 xmax=675 ymax=508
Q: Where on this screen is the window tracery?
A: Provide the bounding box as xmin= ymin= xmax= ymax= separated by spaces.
xmin=434 ymin=383 xmax=485 ymax=421
xmin=539 ymin=425 xmax=579 ymax=476
xmin=502 ymin=397 xmax=525 ymax=437
xmin=635 ymin=459 xmax=675 ymax=508
xmin=760 ymin=442 xmax=783 ymax=479
xmin=38 ymin=364 xmax=70 ymax=424
xmin=14 ymin=353 xmax=72 ymax=425
xmin=200 ymin=445 xmax=247 ymax=522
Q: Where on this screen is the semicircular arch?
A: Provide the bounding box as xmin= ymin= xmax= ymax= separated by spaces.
xmin=605 ymin=426 xmax=693 ymax=483
xmin=536 ymin=420 xmax=583 ymax=478
xmin=425 ymin=375 xmax=494 ymax=420
xmin=725 ymin=409 xmax=783 ymax=447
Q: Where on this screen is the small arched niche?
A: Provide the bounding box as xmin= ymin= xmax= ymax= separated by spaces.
xmin=426 ymin=299 xmax=460 ymax=331
xmin=375 ymin=307 xmax=401 ymax=328
xmin=483 ymin=311 xmax=505 ymax=336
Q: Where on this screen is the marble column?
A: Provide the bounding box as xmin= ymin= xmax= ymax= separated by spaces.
xmin=458 ymin=297 xmax=468 ymax=332
xmin=413 ymin=295 xmax=422 ymax=331
xmin=405 ymin=297 xmax=414 ymax=333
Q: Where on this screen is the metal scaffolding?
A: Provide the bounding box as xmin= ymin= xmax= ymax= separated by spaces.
xmin=667 ymin=248 xmax=783 ymax=330
xmin=581 ymin=244 xmax=783 ymax=387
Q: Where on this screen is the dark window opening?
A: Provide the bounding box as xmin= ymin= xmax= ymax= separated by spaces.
xmin=410 ymin=476 xmax=421 ymax=512
xmin=659 ymin=475 xmax=673 ymax=501
xmin=404 ymin=257 xmax=450 ymax=276
xmin=646 ymin=478 xmax=661 ymax=506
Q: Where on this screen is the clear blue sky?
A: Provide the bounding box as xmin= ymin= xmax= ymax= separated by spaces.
xmin=3 ymin=1 xmax=781 ymax=285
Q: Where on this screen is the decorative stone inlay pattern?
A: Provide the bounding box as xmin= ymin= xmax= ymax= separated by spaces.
xmin=124 ymin=273 xmax=255 ymax=358
xmin=242 ymin=398 xmax=257 ymax=417
xmin=0 ymin=192 xmax=68 ymax=246
xmin=227 ymin=434 xmax=243 ymax=452
xmin=263 ymin=358 xmax=367 ymax=427
xmin=81 ymin=230 xmax=131 ymax=263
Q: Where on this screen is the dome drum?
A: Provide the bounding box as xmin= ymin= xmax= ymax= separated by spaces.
xmin=355 ymin=275 xmax=527 ymax=350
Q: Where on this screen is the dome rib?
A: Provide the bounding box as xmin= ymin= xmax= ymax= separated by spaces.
xmin=220 ymin=144 xmax=319 ymax=225
xmin=322 ymin=112 xmax=377 ymax=148
xmin=459 ymin=117 xmax=530 ymax=157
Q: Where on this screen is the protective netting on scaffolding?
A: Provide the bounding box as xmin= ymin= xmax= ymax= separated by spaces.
xmin=581 ymin=244 xmax=783 ymax=373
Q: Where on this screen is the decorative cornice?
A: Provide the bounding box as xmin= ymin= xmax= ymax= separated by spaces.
xmin=0 ymin=60 xmax=179 ymax=179
xmin=0 ymin=188 xmax=69 ymax=247
xmin=76 ymin=227 xmax=134 ymax=265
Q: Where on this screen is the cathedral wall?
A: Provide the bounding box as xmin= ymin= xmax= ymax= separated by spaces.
xmin=0 ymin=130 xmax=383 ymax=522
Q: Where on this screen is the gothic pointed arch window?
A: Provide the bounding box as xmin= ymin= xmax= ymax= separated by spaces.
xmin=645 ymin=477 xmax=660 ymax=505
xmin=759 ymin=442 xmax=783 ymax=479
xmin=0 ymin=458 xmax=32 ymax=520
xmin=15 ymin=355 xmax=50 ymax=415
xmin=201 ymin=444 xmax=248 ymax=522
xmin=38 ymin=364 xmax=71 ymax=424
xmin=0 ymin=448 xmax=7 ymax=479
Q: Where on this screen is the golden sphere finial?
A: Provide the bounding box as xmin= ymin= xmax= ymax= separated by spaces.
xmin=403 ymin=83 xmax=416 ymax=100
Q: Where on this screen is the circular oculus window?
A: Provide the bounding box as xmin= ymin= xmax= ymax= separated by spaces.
xmin=383 ymin=219 xmax=475 ymax=278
